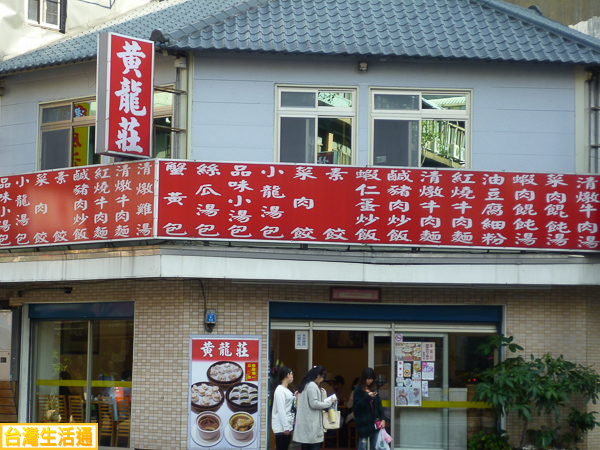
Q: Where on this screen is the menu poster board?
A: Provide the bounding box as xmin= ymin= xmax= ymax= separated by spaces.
xmin=188 ymin=336 xmax=261 ymax=449
xmin=399 ymin=342 xmax=422 ymax=361
xmin=396 ymin=384 xmax=422 ymax=407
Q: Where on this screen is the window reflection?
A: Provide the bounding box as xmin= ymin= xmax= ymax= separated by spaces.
xmin=421 ymin=120 xmax=466 ymax=168
xmin=32 ymin=319 xmax=133 ymax=447
xmin=317 ymin=117 xmax=352 ymax=164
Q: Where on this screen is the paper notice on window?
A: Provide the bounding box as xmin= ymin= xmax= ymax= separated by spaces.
xmin=412 ymin=362 xmax=422 ymax=380
xmin=422 ymin=381 xmax=429 ymax=397
xmin=396 ymin=383 xmax=421 ymax=407
xmin=403 ymin=362 xmax=412 ymax=378
xmin=422 ymin=342 xmax=435 ymax=361
xmin=422 ymin=362 xmax=435 ymax=380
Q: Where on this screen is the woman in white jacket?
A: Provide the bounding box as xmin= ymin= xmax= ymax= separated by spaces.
xmin=293 ymin=365 xmax=337 ymax=450
xmin=271 ymin=366 xmax=296 ymax=450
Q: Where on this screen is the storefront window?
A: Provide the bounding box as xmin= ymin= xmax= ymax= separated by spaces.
xmin=269 ymin=308 xmax=499 ymax=450
xmin=31 ymin=318 xmax=133 ymax=447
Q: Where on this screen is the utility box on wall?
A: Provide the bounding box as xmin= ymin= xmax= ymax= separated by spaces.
xmin=0 ymin=311 xmax=12 ymax=381
xmin=0 ymin=350 xmax=10 ymax=381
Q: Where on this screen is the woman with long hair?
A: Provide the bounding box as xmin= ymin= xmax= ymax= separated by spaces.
xmin=353 ymin=367 xmax=385 ymax=450
xmin=292 ymin=365 xmax=337 ymax=450
xmin=271 ymin=365 xmax=296 ymax=450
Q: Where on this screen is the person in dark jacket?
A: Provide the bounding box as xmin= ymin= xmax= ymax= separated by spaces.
xmin=352 ymin=367 xmax=385 ymax=450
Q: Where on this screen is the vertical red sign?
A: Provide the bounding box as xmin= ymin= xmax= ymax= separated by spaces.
xmin=96 ymin=33 xmax=154 ymax=159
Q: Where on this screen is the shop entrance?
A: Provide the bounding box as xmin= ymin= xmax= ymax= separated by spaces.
xmin=269 ymin=312 xmax=498 ymax=450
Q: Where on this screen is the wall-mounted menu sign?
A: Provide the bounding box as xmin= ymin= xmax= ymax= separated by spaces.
xmin=395 ymin=338 xmax=436 ymax=407
xmin=188 ymin=335 xmax=261 ymax=449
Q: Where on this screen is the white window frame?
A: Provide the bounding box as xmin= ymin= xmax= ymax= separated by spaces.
xmin=369 ymin=88 xmax=471 ymax=168
xmin=38 ymin=89 xmax=176 ymax=170
xmin=26 ymin=0 xmax=62 ymax=29
xmin=275 ymin=85 xmax=358 ymax=165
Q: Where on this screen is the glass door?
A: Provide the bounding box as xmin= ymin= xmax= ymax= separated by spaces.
xmin=392 ymin=333 xmax=448 ymax=450
xmin=31 ymin=321 xmax=90 ymax=424
xmin=368 ymin=332 xmax=393 ymax=435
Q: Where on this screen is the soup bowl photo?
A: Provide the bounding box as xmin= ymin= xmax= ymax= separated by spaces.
xmin=196 ymin=411 xmax=221 ymax=440
xmin=229 ymin=412 xmax=254 ymax=440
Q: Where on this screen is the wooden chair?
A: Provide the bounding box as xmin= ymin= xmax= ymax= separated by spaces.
xmin=114 ymin=399 xmax=130 ymax=448
xmin=322 ymin=428 xmax=339 ymax=448
xmin=97 ymin=401 xmax=114 ymax=447
xmin=68 ymin=395 xmax=84 ymax=423
xmin=54 ymin=395 xmax=68 ymax=423
xmin=36 ymin=395 xmax=50 ymax=422
xmin=347 ymin=421 xmax=357 ymax=448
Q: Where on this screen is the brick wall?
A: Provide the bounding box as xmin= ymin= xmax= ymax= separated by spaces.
xmin=9 ymin=279 xmax=600 ymax=449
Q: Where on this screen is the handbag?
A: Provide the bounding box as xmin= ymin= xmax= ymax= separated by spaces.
xmin=320 ymin=388 xmax=341 ymax=430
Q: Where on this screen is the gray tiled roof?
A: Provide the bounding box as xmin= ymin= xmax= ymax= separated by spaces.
xmin=162 ymin=0 xmax=600 ymax=64
xmin=0 ymin=0 xmax=243 ymax=75
xmin=2 ymin=0 xmax=600 ymax=75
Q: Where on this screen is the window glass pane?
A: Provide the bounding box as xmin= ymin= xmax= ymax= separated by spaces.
xmin=374 ymin=94 xmax=419 ymax=111
xmin=72 ymin=126 xmax=98 ymax=167
xmin=268 ymin=329 xmax=308 ymax=396
xmin=318 ymin=91 xmax=353 ymax=108
xmin=154 ymin=117 xmax=172 ymax=158
xmin=317 ymin=117 xmax=352 ymax=164
xmin=280 ymin=117 xmax=315 ymax=163
xmin=41 ymin=128 xmax=70 ymax=170
xmin=73 ymin=102 xmax=94 ymax=119
xmin=91 ymin=320 xmax=133 ymax=447
xmin=281 ymin=92 xmax=315 ymax=108
xmin=32 ymin=321 xmax=89 ymax=423
xmin=154 ymin=92 xmax=174 ymax=109
xmin=421 ymin=120 xmax=466 ymax=168
xmin=45 ymin=0 xmax=59 ymax=25
xmin=28 ymin=0 xmax=39 ymax=21
xmin=373 ymin=119 xmax=419 ymax=167
xmin=423 ymin=94 xmax=466 ymax=111
xmin=42 ymin=105 xmax=71 ymax=124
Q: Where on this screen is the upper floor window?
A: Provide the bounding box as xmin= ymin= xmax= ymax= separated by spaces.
xmin=371 ymin=89 xmax=470 ymax=168
xmin=39 ymin=90 xmax=174 ymax=170
xmin=276 ymin=86 xmax=356 ymax=165
xmin=27 ymin=0 xmax=62 ymax=29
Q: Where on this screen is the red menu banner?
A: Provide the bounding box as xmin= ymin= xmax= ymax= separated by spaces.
xmin=1 ymin=160 xmax=599 ymax=251
xmin=157 ymin=161 xmax=600 ymax=251
xmin=0 ymin=161 xmax=155 ymax=248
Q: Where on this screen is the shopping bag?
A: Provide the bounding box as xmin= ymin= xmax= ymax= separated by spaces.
xmin=374 ymin=429 xmax=391 ymax=450
xmin=381 ymin=427 xmax=393 ymax=444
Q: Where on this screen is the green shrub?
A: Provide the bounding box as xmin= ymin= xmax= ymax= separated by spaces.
xmin=468 ymin=429 xmax=511 ymax=450
xmin=472 ymin=335 xmax=600 ymax=449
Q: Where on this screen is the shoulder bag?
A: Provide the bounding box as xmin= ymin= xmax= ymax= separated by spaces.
xmin=320 ymin=387 xmax=341 ymax=430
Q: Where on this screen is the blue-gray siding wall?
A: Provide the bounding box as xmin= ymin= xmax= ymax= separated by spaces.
xmin=191 ymin=54 xmax=577 ymax=173
xmin=0 ymin=55 xmax=177 ymax=176
xmin=0 ymin=53 xmax=578 ymax=176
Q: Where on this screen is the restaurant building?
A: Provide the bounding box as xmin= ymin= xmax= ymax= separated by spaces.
xmin=0 ymin=0 xmax=599 ymax=449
